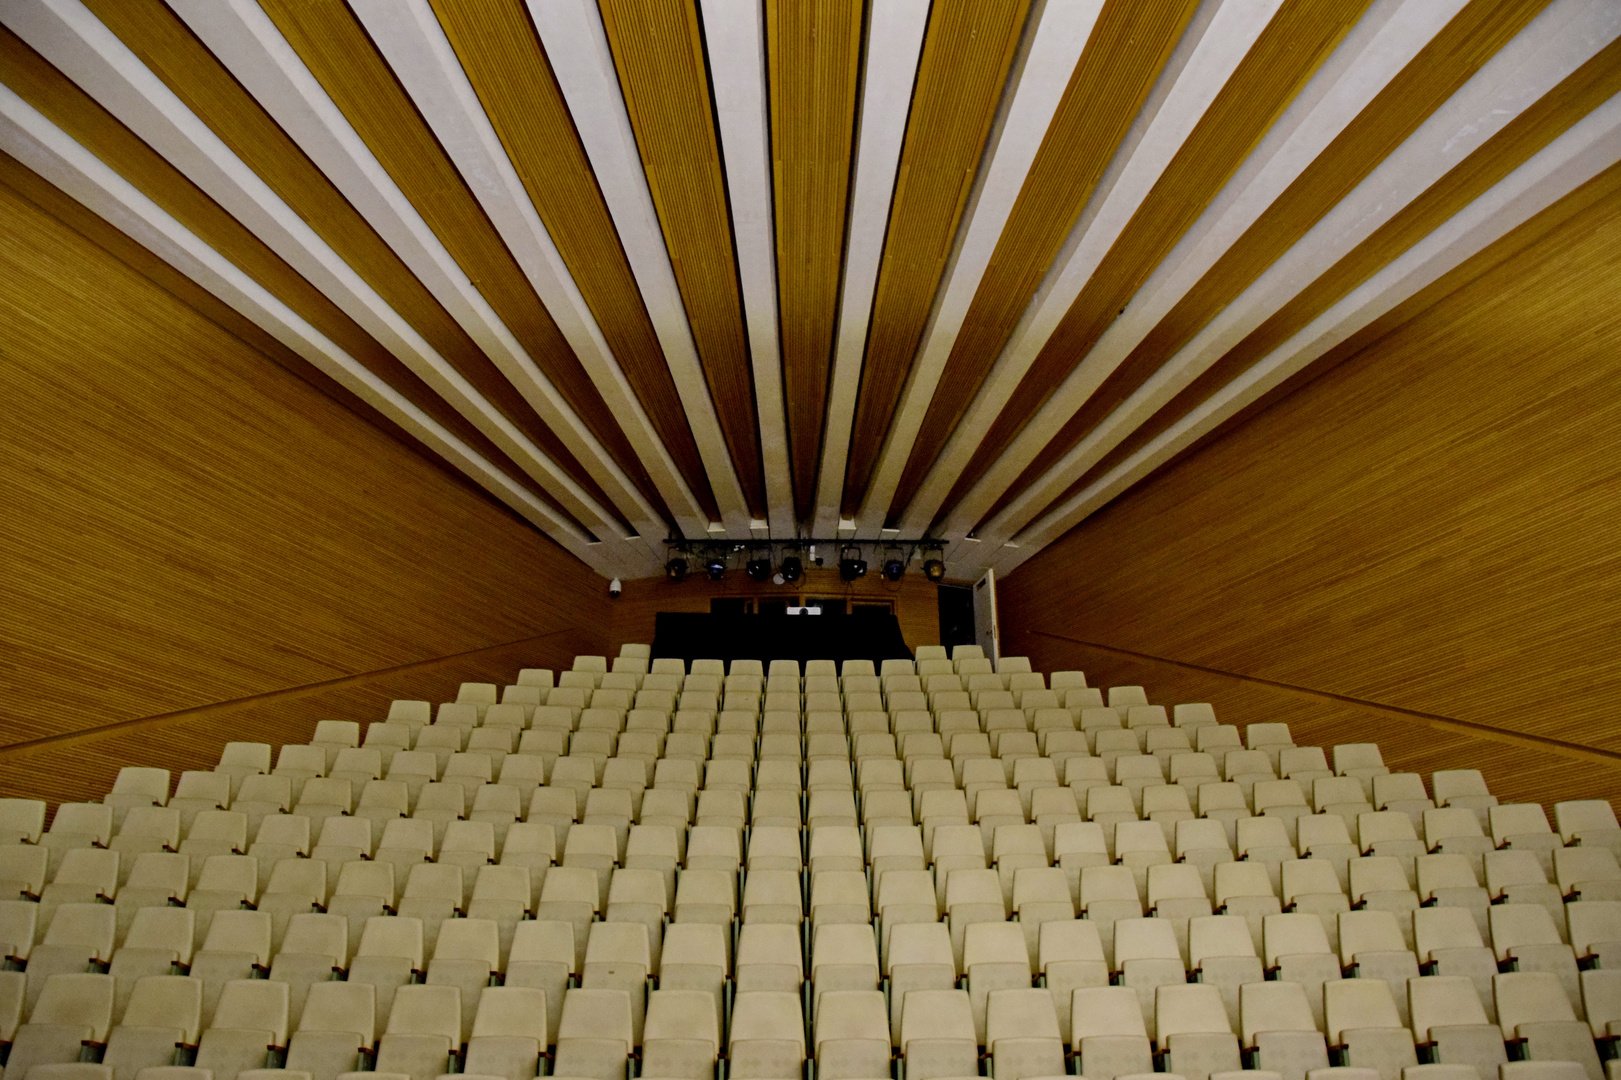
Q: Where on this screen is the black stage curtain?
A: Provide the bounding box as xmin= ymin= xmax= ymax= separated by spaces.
xmin=651 ymin=612 xmax=912 ymax=667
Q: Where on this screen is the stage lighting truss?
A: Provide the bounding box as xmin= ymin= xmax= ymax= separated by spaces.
xmin=660 ymin=538 xmax=948 ymax=584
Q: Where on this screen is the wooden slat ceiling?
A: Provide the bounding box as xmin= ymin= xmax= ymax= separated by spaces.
xmin=1 ymin=0 xmax=1616 ymax=579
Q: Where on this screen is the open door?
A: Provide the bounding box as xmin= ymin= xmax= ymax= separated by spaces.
xmin=972 ymin=569 xmax=999 ymax=667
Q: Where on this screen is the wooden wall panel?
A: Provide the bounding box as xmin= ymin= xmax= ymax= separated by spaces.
xmin=887 ymin=0 xmax=1200 ymax=523
xmin=948 ymin=0 xmax=1374 ymax=521
xmin=841 ymin=0 xmax=1031 ymax=516
xmin=997 ymin=171 xmax=1621 ymax=813
xmin=0 ymin=633 xmax=600 ymax=809
xmin=0 ymin=27 xmax=583 ymax=527
xmin=596 ymin=0 xmax=766 ymax=517
xmin=980 ymin=0 xmax=1552 ymax=526
xmin=767 ymin=0 xmax=862 ymax=521
xmin=0 ymin=182 xmax=609 ymax=761
xmin=1060 ymin=33 xmax=1621 ymax=503
xmin=429 ymin=0 xmax=717 ymax=521
xmin=257 ymin=0 xmax=654 ymax=524
xmin=609 ymin=567 xmax=943 ymax=657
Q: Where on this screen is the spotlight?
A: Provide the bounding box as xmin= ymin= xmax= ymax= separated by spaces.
xmin=778 ymin=555 xmax=803 ymax=583
xmin=665 ymin=558 xmax=688 ymax=582
xmin=838 ymin=545 xmax=867 ymax=582
xmin=881 ymin=557 xmax=905 ymax=582
xmin=746 ymin=557 xmax=772 ymax=582
xmin=608 ymin=577 xmax=622 ymax=598
xmin=704 ymin=555 xmax=727 ymax=581
xmin=923 ymin=558 xmax=946 ymax=583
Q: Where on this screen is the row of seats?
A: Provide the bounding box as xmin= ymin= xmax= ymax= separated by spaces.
xmin=0 ymin=643 xmax=1614 ymax=1080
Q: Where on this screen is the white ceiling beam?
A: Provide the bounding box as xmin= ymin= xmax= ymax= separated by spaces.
xmin=885 ymin=0 xmax=1291 ymax=544
xmin=809 ymin=0 xmax=930 ymax=538
xmin=850 ymin=0 xmax=1104 ymax=539
xmin=527 ymin=0 xmax=753 ymax=539
xmin=349 ymin=0 xmax=695 ymax=561
xmin=975 ymin=0 xmax=1621 ymax=554
xmin=0 ymin=85 xmax=638 ymax=577
xmin=7 ymin=0 xmax=636 ymax=547
xmin=699 ymin=0 xmax=793 ymax=539
xmin=1000 ymin=89 xmax=1621 ymax=572
xmin=155 ymin=0 xmax=650 ymax=548
xmin=353 ymin=0 xmax=710 ymax=551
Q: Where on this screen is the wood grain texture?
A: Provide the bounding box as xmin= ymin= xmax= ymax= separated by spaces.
xmin=841 ymin=0 xmax=1032 ymax=516
xmin=1056 ymin=32 xmax=1621 ymax=507
xmin=948 ymin=0 xmax=1374 ymax=524
xmin=767 ymin=0 xmax=862 ymax=521
xmin=429 ymin=0 xmax=716 ymax=522
xmin=979 ymin=0 xmax=1553 ymax=528
xmin=886 ymin=0 xmax=1200 ymax=523
xmin=0 ymin=181 xmax=608 ymax=757
xmin=610 ymin=565 xmax=942 ymax=656
xmin=997 ymin=170 xmax=1621 ymax=812
xmin=596 ymin=0 xmax=766 ymax=517
xmin=0 ymin=151 xmax=537 ymax=525
xmin=0 ymin=26 xmax=587 ymax=527
xmin=1009 ymin=636 xmax=1621 ymax=817
xmin=0 ymin=633 xmax=600 ymax=809
xmin=257 ymin=0 xmax=654 ymax=527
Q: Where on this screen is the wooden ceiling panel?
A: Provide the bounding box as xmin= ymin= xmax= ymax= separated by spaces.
xmin=0 ymin=25 xmax=587 ymax=532
xmin=256 ymin=0 xmax=658 ymax=524
xmin=428 ymin=0 xmax=718 ymax=523
xmin=767 ymin=0 xmax=862 ymax=523
xmin=943 ymin=0 xmax=1375 ymax=526
xmin=840 ymin=0 xmax=1032 ymax=517
xmin=1048 ymin=33 xmax=1621 ymax=515
xmin=979 ymin=0 xmax=1556 ymax=531
xmin=595 ymin=0 xmax=766 ymax=518
xmin=884 ymin=0 xmax=1200 ymax=525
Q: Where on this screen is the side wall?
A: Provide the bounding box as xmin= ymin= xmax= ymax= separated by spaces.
xmin=0 ymin=178 xmax=609 ymax=806
xmin=999 ymin=172 xmax=1621 ymax=812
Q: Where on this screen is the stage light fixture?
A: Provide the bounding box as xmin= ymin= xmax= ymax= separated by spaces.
xmin=779 ymin=555 xmax=803 ymax=583
xmin=665 ymin=558 xmax=688 ymax=582
xmin=881 ymin=555 xmax=905 ymax=581
xmin=704 ymin=555 xmax=727 ymax=581
xmin=923 ymin=558 xmax=946 ymax=583
xmin=838 ymin=545 xmax=867 ymax=582
xmin=746 ymin=557 xmax=772 ymax=582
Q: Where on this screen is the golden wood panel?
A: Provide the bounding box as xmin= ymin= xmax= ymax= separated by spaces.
xmin=1055 ymin=33 xmax=1621 ymax=508
xmin=0 ymin=28 xmax=592 ymax=527
xmin=0 ymin=152 xmax=542 ymax=518
xmin=841 ymin=0 xmax=1032 ymax=516
xmin=944 ymin=0 xmax=1373 ymax=525
xmin=0 ymin=633 xmax=600 ymax=809
xmin=257 ymin=0 xmax=657 ymax=527
xmin=997 ymin=169 xmax=1621 ymax=803
xmin=609 ymin=566 xmax=943 ymax=656
xmin=977 ymin=0 xmax=1553 ymax=528
xmin=767 ymin=0 xmax=863 ymax=521
xmin=1011 ymin=636 xmax=1621 ymax=816
xmin=885 ymin=0 xmax=1200 ymax=524
xmin=596 ymin=0 xmax=766 ymax=517
xmin=429 ymin=0 xmax=717 ymax=522
xmin=0 ymin=180 xmax=610 ymax=764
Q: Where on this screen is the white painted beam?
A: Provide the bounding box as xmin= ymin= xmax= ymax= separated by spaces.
xmin=975 ymin=0 xmax=1621 ymax=553
xmin=699 ymin=0 xmax=794 ymax=539
xmin=1000 ymin=90 xmax=1621 ymax=572
xmin=7 ymin=0 xmax=638 ymax=548
xmin=0 ymin=85 xmax=638 ymax=576
xmin=810 ymin=0 xmax=930 ymax=538
xmin=527 ymin=0 xmax=753 ymax=539
xmin=850 ymin=0 xmax=1103 ymax=538
xmin=352 ymin=0 xmax=709 ymax=551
